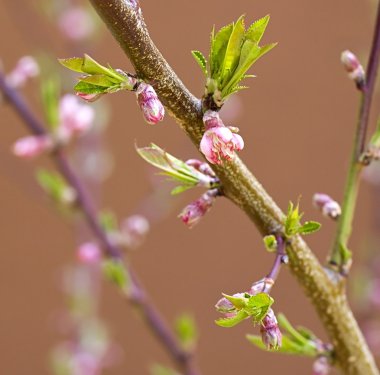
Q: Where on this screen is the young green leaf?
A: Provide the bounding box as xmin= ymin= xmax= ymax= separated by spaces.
xmin=369 ymin=119 xmax=380 ymax=147
xmin=245 ymin=293 xmax=274 ymax=323
xmin=36 ymin=169 xmax=73 ymax=204
xmin=245 ymin=15 xmax=270 ymax=44
xmin=74 ymin=81 xmax=108 ymax=95
xmin=174 ymin=314 xmax=198 ymax=350
xmin=220 ymin=15 xmax=246 ymax=85
xmin=137 ymin=143 xmax=215 ymax=192
xmin=58 ymin=57 xmax=86 ymax=73
xmin=215 ymin=309 xmax=249 ymax=328
xmin=41 ymin=76 xmax=60 ymax=130
xmin=80 ymin=74 xmax=119 ymax=87
xmin=102 ymin=259 xmax=130 ymax=291
xmin=298 ymin=221 xmax=321 ymax=235
xmin=222 ymin=293 xmax=248 ymax=309
xmin=99 ymin=210 xmax=119 ymax=232
xmin=263 ymin=235 xmax=277 ymax=252
xmin=284 ymin=201 xmax=302 ymax=237
xmin=191 ymin=50 xmax=208 ymax=77
xmin=210 ymin=23 xmax=233 ymax=78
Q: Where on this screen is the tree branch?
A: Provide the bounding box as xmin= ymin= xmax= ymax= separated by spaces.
xmin=0 ymin=72 xmax=199 ymax=375
xmin=88 ymin=1 xmax=379 ymax=373
xmin=329 ymin=1 xmax=380 ymax=271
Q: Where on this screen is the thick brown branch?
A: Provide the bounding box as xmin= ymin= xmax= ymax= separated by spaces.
xmin=88 ymin=1 xmax=379 ymax=374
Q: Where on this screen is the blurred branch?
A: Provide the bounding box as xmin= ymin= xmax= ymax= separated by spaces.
xmin=88 ymin=1 xmax=379 ymax=373
xmin=0 ymin=72 xmax=199 ymax=375
xmin=329 ymin=1 xmax=380 ymax=272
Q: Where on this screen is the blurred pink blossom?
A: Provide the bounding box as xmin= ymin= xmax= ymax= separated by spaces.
xmin=58 ymin=7 xmax=95 ymax=41
xmin=12 ymin=134 xmax=53 ymax=159
xmin=6 ymin=56 xmax=39 ymax=88
xmin=77 ymin=242 xmax=102 ymax=265
xmin=58 ymin=94 xmax=95 ymax=141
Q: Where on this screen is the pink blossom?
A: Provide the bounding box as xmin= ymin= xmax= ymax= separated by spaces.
xmin=179 ymin=189 xmax=218 ymax=228
xmin=136 ymin=83 xmax=165 ymax=124
xmin=58 ymin=94 xmax=95 ymax=141
xmin=121 ymin=215 xmax=150 ymax=248
xmin=312 ymin=356 xmax=330 ymax=375
xmin=260 ymin=309 xmax=282 ymax=350
xmin=77 ymin=242 xmax=102 ymax=265
xmin=200 ymin=110 xmax=244 ymax=164
xmin=6 ymin=56 xmax=39 ymax=88
xmin=12 ymin=135 xmax=53 ymax=159
xmin=58 ymin=7 xmax=95 ymax=41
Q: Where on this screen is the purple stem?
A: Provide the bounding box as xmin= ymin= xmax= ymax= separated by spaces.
xmin=0 ymin=72 xmax=199 ymax=375
xmin=267 ymin=236 xmax=286 ymax=282
xmin=357 ymin=0 xmax=380 ymax=158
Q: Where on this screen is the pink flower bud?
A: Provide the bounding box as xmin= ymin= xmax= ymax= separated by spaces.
xmin=136 ymin=83 xmax=165 ymax=125
xmin=200 ymin=110 xmax=244 ymax=164
xmin=58 ymin=7 xmax=95 ymax=41
xmin=312 ymin=356 xmax=330 ymax=375
xmin=121 ymin=215 xmax=150 ymax=248
xmin=77 ymin=242 xmax=102 ymax=264
xmin=341 ymin=50 xmax=365 ymax=88
xmin=260 ymin=309 xmax=282 ymax=350
xmin=6 ymin=56 xmax=39 ymax=88
xmin=185 ymin=159 xmax=216 ymax=178
xmin=215 ymin=293 xmax=245 ymax=313
xmin=179 ymin=189 xmax=218 ymax=228
xmin=12 ymin=135 xmax=54 ymax=159
xmin=249 ymin=278 xmax=274 ymax=295
xmin=313 ymin=193 xmax=341 ymax=220
xmin=58 ymin=94 xmax=95 ymax=141
xmin=76 ymin=92 xmax=104 ymax=102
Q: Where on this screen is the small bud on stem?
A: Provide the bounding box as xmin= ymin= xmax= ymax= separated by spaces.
xmin=313 ymin=193 xmax=341 ymax=220
xmin=136 ymin=82 xmax=165 ymax=125
xmin=341 ymin=50 xmax=365 ymax=89
xmin=260 ymin=309 xmax=282 ymax=350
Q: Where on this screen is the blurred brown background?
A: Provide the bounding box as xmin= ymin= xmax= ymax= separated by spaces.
xmin=0 ymin=0 xmax=379 ymax=374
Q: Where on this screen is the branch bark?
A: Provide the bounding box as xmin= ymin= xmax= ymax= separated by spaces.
xmin=88 ymin=1 xmax=379 ymax=374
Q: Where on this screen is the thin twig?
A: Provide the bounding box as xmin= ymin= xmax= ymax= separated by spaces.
xmin=329 ymin=1 xmax=380 ymax=272
xmin=0 ymin=72 xmax=199 ymax=375
xmin=266 ymin=236 xmax=286 ymax=282
xmin=88 ymin=1 xmax=380 ymax=373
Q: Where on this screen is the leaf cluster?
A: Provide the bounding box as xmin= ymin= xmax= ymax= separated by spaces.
xmin=215 ymin=293 xmax=274 ymax=328
xmin=59 ymin=54 xmax=134 ymax=96
xmin=284 ymin=201 xmax=321 ymax=237
xmin=137 ymin=143 xmax=218 ymax=194
xmin=192 ymin=15 xmax=276 ymax=106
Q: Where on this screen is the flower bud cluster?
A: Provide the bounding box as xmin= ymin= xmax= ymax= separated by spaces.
xmin=12 ymin=94 xmax=94 ymax=159
xmin=341 ymin=50 xmax=365 ymax=89
xmin=136 ymin=82 xmax=165 ymax=125
xmin=200 ymin=110 xmax=244 ymax=164
xmin=312 ymin=193 xmax=341 ymax=220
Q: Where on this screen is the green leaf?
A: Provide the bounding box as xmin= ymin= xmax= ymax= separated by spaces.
xmin=263 ymin=235 xmax=277 ymax=252
xmin=58 ymin=57 xmax=85 ymax=73
xmin=191 ymin=50 xmax=208 ymax=77
xmin=246 ymin=15 xmax=270 ymax=44
xmin=102 ymin=259 xmax=130 ymax=291
xmin=41 ymin=76 xmax=60 ymax=130
xmin=137 ymin=144 xmax=208 ymax=191
xmin=215 ymin=309 xmax=249 ymax=327
xmin=150 ymin=364 xmax=180 ymax=375
xmin=247 ymin=334 xmax=316 ymax=356
xmin=298 ymin=221 xmax=321 ymax=235
xmin=222 ymin=41 xmax=276 ymax=96
xmin=210 ymin=23 xmax=234 ymax=78
xmin=220 ymin=15 xmax=246 ymax=85
xmin=80 ymin=74 xmax=119 ymax=87
xmin=245 ymin=293 xmax=274 ymax=323
xmin=370 ymin=119 xmax=380 ymax=147
xmin=174 ymin=314 xmax=198 ymax=350
xmin=36 ymin=169 xmax=71 ymax=204
xmin=284 ymin=200 xmax=303 ymax=237
xmin=170 ymin=185 xmax=194 ymax=195
xmin=99 ymin=211 xmax=119 ymax=232
xmin=74 ymin=81 xmax=108 ymax=94
xmin=222 ymin=293 xmax=248 ymax=309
